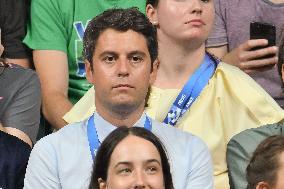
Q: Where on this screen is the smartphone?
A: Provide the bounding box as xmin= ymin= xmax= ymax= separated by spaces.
xmin=250 ymin=22 xmax=276 ymax=59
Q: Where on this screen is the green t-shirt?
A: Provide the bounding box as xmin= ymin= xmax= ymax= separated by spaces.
xmin=24 ymin=0 xmax=146 ymax=104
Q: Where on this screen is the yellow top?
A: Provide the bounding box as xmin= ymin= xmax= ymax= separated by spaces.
xmin=63 ymin=62 xmax=284 ymax=189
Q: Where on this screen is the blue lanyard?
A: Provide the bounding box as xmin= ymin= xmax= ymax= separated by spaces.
xmin=163 ymin=52 xmax=219 ymax=126
xmin=87 ymin=114 xmax=152 ymax=160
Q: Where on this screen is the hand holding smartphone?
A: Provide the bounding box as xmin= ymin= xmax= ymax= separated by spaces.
xmin=250 ymin=22 xmax=276 ymax=59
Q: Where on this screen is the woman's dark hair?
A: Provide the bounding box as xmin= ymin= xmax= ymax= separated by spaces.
xmin=89 ymin=127 xmax=174 ymax=189
xmin=246 ymin=135 xmax=284 ymax=189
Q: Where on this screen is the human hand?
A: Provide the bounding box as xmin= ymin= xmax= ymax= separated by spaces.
xmin=223 ymin=39 xmax=278 ymax=73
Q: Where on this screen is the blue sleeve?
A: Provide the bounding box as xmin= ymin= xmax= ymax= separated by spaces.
xmin=186 ymin=136 xmax=214 ymax=189
xmin=24 ymin=138 xmax=61 ymax=189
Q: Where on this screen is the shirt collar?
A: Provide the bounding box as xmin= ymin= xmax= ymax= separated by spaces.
xmin=93 ymin=111 xmax=146 ymax=143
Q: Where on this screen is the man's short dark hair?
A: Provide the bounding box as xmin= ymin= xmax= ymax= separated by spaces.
xmin=146 ymin=0 xmax=159 ymax=7
xmin=246 ymin=135 xmax=284 ymax=189
xmin=83 ymin=8 xmax=158 ymax=70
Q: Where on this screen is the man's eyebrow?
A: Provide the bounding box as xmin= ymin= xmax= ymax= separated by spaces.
xmin=98 ymin=51 xmax=118 ymax=58
xmin=128 ymin=51 xmax=147 ymax=57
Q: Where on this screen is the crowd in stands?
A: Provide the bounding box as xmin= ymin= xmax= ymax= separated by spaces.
xmin=0 ymin=0 xmax=284 ymax=189
xmin=207 ymin=0 xmax=284 ymax=108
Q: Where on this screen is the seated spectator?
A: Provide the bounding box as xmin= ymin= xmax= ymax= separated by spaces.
xmin=64 ymin=0 xmax=284 ymax=188
xmin=227 ymin=123 xmax=284 ymax=189
xmin=0 ymin=0 xmax=32 ymax=68
xmin=0 ymin=58 xmax=40 ymax=187
xmin=0 ymin=0 xmax=40 ymax=187
xmin=227 ymin=36 xmax=284 ymax=189
xmin=246 ymin=135 xmax=284 ymax=189
xmin=0 ymin=59 xmax=40 ymax=146
xmin=24 ymin=0 xmax=147 ymax=129
xmin=24 ymin=8 xmax=213 ymax=189
xmin=206 ymin=0 xmax=284 ymax=108
xmin=89 ymin=127 xmax=174 ymax=189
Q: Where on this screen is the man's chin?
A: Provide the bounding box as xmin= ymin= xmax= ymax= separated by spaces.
xmin=110 ymin=101 xmax=142 ymax=113
xmin=112 ymin=102 xmax=136 ymax=110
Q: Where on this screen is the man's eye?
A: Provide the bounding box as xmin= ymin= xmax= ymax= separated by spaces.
xmin=131 ymin=56 xmax=143 ymax=63
xmin=201 ymin=0 xmax=210 ymax=3
xmin=103 ymin=56 xmax=116 ymax=63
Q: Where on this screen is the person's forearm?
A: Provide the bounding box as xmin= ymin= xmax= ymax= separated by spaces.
xmin=207 ymin=46 xmax=241 ymax=66
xmin=210 ymin=40 xmax=278 ymax=73
xmin=206 ymin=45 xmax=228 ymax=60
xmin=33 ymin=50 xmax=71 ymax=130
xmin=207 ymin=45 xmax=237 ymax=66
xmin=42 ymin=93 xmax=72 ymax=130
xmin=221 ymin=51 xmax=239 ymax=66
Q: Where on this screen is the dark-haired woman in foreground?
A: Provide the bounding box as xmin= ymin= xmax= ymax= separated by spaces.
xmin=89 ymin=127 xmax=174 ymax=189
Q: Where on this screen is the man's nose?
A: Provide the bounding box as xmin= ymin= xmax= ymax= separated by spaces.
xmin=117 ymin=58 xmax=130 ymax=77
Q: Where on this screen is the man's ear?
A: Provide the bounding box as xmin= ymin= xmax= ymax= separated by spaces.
xmin=85 ymin=60 xmax=94 ymax=84
xmin=256 ymin=181 xmax=270 ymax=189
xmin=149 ymin=59 xmax=159 ymax=85
xmin=98 ymin=178 xmax=107 ymax=189
xmin=146 ymin=4 xmax=158 ymax=26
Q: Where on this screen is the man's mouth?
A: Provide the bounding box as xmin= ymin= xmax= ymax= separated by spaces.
xmin=113 ymin=84 xmax=134 ymax=89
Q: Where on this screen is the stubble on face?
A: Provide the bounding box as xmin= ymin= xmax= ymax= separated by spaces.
xmin=90 ymin=29 xmax=155 ymax=120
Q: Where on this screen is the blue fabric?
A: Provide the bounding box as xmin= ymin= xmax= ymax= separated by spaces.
xmin=87 ymin=114 xmax=152 ymax=160
xmin=0 ymin=131 xmax=31 ymax=189
xmin=24 ymin=112 xmax=214 ymax=189
xmin=164 ymin=53 xmax=219 ymax=126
